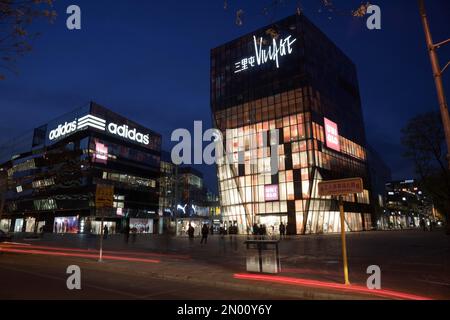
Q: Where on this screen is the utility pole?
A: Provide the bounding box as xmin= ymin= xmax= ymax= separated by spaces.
xmin=418 ymin=0 xmax=450 ymax=169
xmin=338 ymin=196 xmax=350 ymax=285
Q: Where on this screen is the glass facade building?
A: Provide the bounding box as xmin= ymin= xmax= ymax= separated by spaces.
xmin=211 ymin=14 xmax=372 ymax=235
xmin=0 ymin=102 xmax=161 ymax=234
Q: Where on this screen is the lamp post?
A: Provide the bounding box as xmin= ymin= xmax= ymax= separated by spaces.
xmin=418 ymin=0 xmax=450 ymax=169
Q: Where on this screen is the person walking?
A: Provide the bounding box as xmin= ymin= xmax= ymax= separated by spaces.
xmin=279 ymin=222 xmax=286 ymax=239
xmin=200 ymin=224 xmax=209 ymax=244
xmin=252 ymin=223 xmax=259 ymax=239
xmin=103 ymin=224 xmax=109 ymax=240
xmin=131 ymin=227 xmax=137 ymax=243
xmin=420 ymin=218 xmax=426 ymax=231
xmin=124 ymin=224 xmax=130 ymax=244
xmin=187 ymin=223 xmax=195 ymax=242
xmin=258 ymin=224 xmax=265 ymax=239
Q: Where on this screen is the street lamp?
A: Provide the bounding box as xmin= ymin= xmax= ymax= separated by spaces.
xmin=418 ymin=0 xmax=450 ymax=170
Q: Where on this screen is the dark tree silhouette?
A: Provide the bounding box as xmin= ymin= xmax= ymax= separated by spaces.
xmin=0 ymin=0 xmax=57 ymax=80
xmin=401 ymin=111 xmax=450 ymax=233
xmin=223 ymin=0 xmax=371 ymax=26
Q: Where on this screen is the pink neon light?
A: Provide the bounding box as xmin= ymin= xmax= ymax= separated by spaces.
xmin=233 ymin=273 xmax=432 ymax=300
xmin=265 ymin=185 xmax=279 ymax=201
xmin=94 ymin=141 xmax=108 ymax=164
xmin=324 ymin=118 xmax=340 ymax=152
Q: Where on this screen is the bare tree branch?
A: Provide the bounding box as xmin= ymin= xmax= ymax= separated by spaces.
xmin=0 ymin=0 xmax=56 ymax=80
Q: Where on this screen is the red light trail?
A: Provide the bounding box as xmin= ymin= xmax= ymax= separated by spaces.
xmin=234 ymin=273 xmax=432 ymax=300
xmin=0 ymin=242 xmax=189 ymax=260
xmin=0 ymin=246 xmax=161 ymax=264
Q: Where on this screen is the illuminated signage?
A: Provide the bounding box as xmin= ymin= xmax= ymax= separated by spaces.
xmin=318 ymin=178 xmax=364 ymax=197
xmin=93 ymin=141 xmax=108 ymax=164
xmin=264 ymin=185 xmax=279 ymax=201
xmin=108 ymin=123 xmax=150 ymax=145
xmin=48 ymin=121 xmax=77 ymax=140
xmin=234 ymin=35 xmax=297 ymax=73
xmin=48 ymin=114 xmax=150 ymax=146
xmin=324 ymin=118 xmax=340 ymax=152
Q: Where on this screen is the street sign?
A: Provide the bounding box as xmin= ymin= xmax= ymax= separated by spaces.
xmin=317 ymin=177 xmax=364 ymax=286
xmin=95 ymin=184 xmax=114 ymax=208
xmin=318 ymin=177 xmax=363 ymax=197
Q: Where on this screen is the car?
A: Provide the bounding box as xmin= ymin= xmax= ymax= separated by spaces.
xmin=0 ymin=230 xmax=12 ymax=243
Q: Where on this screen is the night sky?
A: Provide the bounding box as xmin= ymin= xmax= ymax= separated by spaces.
xmin=0 ymin=0 xmax=449 ymax=193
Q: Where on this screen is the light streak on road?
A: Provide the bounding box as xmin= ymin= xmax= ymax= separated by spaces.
xmin=0 ymin=242 xmax=190 ymax=260
xmin=0 ymin=247 xmax=161 ymax=264
xmin=233 ymin=273 xmax=432 ymax=300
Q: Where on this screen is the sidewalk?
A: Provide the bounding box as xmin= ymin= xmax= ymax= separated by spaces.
xmin=3 ymin=230 xmax=447 ymax=299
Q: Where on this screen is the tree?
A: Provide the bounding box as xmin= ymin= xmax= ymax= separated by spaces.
xmin=0 ymin=0 xmax=57 ymax=80
xmin=223 ymin=0 xmax=371 ymax=26
xmin=401 ymin=111 xmax=450 ymax=234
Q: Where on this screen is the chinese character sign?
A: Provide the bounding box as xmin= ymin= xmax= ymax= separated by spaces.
xmin=318 ymin=178 xmax=364 ymax=197
xmin=324 ymin=118 xmax=340 ymax=152
xmin=96 ymin=184 xmax=114 ymax=208
xmin=234 ymin=35 xmax=297 ymax=74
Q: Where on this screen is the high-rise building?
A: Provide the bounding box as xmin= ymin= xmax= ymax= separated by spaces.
xmin=385 ymin=179 xmax=433 ymax=229
xmin=210 ymin=14 xmax=372 ymax=235
xmin=0 ymin=102 xmax=161 ymax=235
xmin=158 ymin=153 xmax=221 ymax=235
xmin=367 ymin=145 xmax=392 ymax=229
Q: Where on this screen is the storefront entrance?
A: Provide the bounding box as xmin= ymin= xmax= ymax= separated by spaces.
xmin=14 ymin=218 xmax=24 ymax=233
xmin=90 ymin=221 xmax=117 ymax=235
xmin=0 ymin=219 xmax=11 ymax=232
xmin=259 ymin=215 xmax=288 ymax=236
xmin=129 ymin=218 xmax=153 ymax=234
xmin=54 ymin=216 xmax=79 ymax=234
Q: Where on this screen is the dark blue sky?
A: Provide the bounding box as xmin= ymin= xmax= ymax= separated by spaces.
xmin=1 ymin=0 xmax=449 ymax=193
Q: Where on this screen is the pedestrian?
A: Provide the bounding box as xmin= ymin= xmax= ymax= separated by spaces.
xmin=210 ymin=224 xmax=214 ymax=235
xmin=103 ymin=224 xmax=108 ymax=239
xmin=200 ymin=224 xmax=209 ymax=244
xmin=420 ymin=218 xmax=426 ymax=231
xmin=131 ymin=227 xmax=137 ymax=243
xmin=124 ymin=224 xmax=130 ymax=244
xmin=187 ymin=223 xmax=195 ymax=240
xmin=279 ymin=222 xmax=286 ymax=239
xmin=258 ymin=224 xmax=265 ymax=239
xmin=252 ymin=223 xmax=259 ymax=239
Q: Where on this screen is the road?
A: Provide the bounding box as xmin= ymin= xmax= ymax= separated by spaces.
xmin=0 ymin=229 xmax=449 ymax=299
xmin=0 ymin=253 xmax=288 ymax=300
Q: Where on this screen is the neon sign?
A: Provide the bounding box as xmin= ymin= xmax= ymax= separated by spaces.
xmin=93 ymin=141 xmax=108 ymax=164
xmin=48 ymin=114 xmax=150 ymax=146
xmin=234 ymin=35 xmax=297 ymax=73
xmin=324 ymin=118 xmax=340 ymax=152
xmin=108 ymin=123 xmax=150 ymax=145
xmin=265 ymin=185 xmax=279 ymax=201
